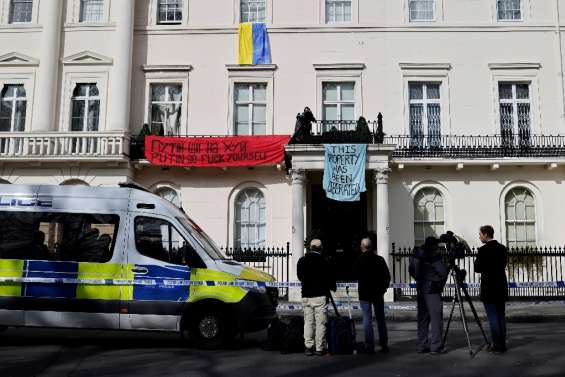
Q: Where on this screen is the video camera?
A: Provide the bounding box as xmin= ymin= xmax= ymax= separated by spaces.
xmin=439 ymin=231 xmax=470 ymax=259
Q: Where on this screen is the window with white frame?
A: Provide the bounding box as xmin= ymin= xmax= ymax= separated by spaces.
xmin=408 ymin=0 xmax=435 ymax=21
xmin=505 ymin=187 xmax=536 ymax=248
xmin=0 ymin=84 xmax=26 ymax=132
xmin=9 ymin=0 xmax=33 ymax=23
xmin=498 ymin=82 xmax=531 ymax=146
xmin=71 ymin=83 xmax=100 ymax=131
xmin=234 ymin=83 xmax=267 ymax=136
xmin=158 ymin=0 xmax=183 ymax=24
xmin=497 ymin=0 xmax=521 ymax=21
xmin=150 ymin=83 xmax=182 ymax=136
xmin=326 ymin=0 xmax=352 ymax=23
xmin=414 ymin=188 xmax=444 ymax=247
xmin=240 ymin=0 xmax=266 ymax=23
xmin=322 ymin=82 xmax=355 ymax=122
xmin=235 ymin=188 xmax=266 ymax=249
xmin=409 ymin=82 xmax=441 ymax=146
xmin=155 ymin=186 xmax=182 ymax=207
xmin=79 ymin=0 xmax=104 ymax=22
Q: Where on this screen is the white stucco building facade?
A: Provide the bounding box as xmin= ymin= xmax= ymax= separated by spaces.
xmin=1 ymin=0 xmax=565 ymax=293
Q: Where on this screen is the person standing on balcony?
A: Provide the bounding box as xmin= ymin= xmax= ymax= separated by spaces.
xmin=297 ymin=239 xmax=336 ymax=356
xmin=474 ymin=225 xmax=509 ymax=354
xmin=353 ymin=237 xmax=391 ymax=354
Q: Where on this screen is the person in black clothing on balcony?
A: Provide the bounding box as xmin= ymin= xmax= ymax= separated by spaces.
xmin=474 ymin=225 xmax=509 ymax=354
xmin=297 ymin=239 xmax=336 ymax=356
xmin=353 ymin=237 xmax=391 ymax=354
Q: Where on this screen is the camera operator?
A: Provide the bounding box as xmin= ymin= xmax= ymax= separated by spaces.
xmin=409 ymin=237 xmax=449 ymax=355
xmin=474 ymin=225 xmax=508 ymax=354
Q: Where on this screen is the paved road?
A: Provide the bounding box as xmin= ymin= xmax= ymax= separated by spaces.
xmin=1 ymin=322 xmax=564 ymax=377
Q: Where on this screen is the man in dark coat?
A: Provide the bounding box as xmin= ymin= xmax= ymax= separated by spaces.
xmin=474 ymin=225 xmax=508 ymax=354
xmin=297 ymin=239 xmax=336 ymax=356
xmin=409 ymin=237 xmax=448 ymax=355
xmin=353 ymin=237 xmax=391 ymax=354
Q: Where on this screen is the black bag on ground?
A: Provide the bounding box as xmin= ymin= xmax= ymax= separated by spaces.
xmin=327 ymin=292 xmax=356 ymax=355
xmin=261 ymin=317 xmax=288 ymax=351
xmin=280 ymin=316 xmax=305 ymax=354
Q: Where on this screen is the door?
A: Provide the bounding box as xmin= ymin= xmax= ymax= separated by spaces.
xmin=123 ymin=214 xmax=205 ymax=331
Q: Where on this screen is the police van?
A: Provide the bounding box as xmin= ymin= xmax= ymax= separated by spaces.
xmin=0 ymin=183 xmax=277 ymax=348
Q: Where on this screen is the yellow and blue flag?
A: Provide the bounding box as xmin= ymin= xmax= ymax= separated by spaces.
xmin=238 ymin=22 xmax=271 ymax=65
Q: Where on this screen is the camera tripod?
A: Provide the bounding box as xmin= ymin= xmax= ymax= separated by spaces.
xmin=441 ymin=263 xmax=491 ymax=357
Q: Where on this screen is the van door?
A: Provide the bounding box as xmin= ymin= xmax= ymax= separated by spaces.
xmin=122 ymin=214 xmax=206 ymax=331
xmin=22 ymin=211 xmax=122 ymax=329
xmin=0 ymin=259 xmax=25 ymax=326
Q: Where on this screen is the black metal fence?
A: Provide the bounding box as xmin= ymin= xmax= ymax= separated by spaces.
xmin=222 ymin=243 xmax=291 ymax=299
xmin=392 ymin=244 xmax=565 ymax=301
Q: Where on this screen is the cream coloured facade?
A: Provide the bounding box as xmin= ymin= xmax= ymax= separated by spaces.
xmin=1 ymin=1 xmax=565 ymax=297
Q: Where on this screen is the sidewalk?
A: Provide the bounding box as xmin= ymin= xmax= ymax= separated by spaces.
xmin=277 ymin=300 xmax=565 ymax=322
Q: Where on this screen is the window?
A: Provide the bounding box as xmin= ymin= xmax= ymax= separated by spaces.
xmin=155 ymin=187 xmax=182 ymax=207
xmin=409 ymin=82 xmax=441 ymax=147
xmin=71 ymin=83 xmax=100 ymax=131
xmin=0 ymin=84 xmax=26 ymax=132
xmin=505 ymin=187 xmax=536 ymax=248
xmin=134 ymin=216 xmax=204 ymax=267
xmin=240 ymin=0 xmax=266 ymax=23
xmin=409 ymin=0 xmax=434 ymax=21
xmin=0 ymin=211 xmax=119 ymax=263
xmin=234 ymin=83 xmax=267 ymax=135
xmin=326 ymin=0 xmax=352 ymax=23
xmin=322 ymin=82 xmax=355 ymax=122
xmin=158 ymin=0 xmax=183 ymax=24
xmin=150 ymin=83 xmax=182 ymax=136
xmin=497 ymin=0 xmax=521 ymax=21
xmin=414 ymin=188 xmax=444 ymax=247
xmin=235 ymin=188 xmax=266 ymax=249
xmin=9 ymin=0 xmax=32 ymax=23
xmin=499 ymin=82 xmax=531 ymax=147
xmin=79 ymin=0 xmax=104 ymax=22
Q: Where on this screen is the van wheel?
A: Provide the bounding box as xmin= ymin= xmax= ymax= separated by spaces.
xmin=183 ymin=310 xmax=231 ymax=349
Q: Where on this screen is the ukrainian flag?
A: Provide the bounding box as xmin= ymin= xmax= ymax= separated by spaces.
xmin=238 ymin=22 xmax=272 ymax=65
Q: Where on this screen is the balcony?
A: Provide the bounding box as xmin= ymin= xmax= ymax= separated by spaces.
xmin=0 ymin=132 xmax=130 ymax=162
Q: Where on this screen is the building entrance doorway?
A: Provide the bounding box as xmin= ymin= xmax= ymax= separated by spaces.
xmin=310 ymin=183 xmax=368 ymax=280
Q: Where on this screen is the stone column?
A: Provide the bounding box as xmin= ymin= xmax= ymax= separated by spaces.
xmin=373 ymin=167 xmax=394 ymax=301
xmin=107 ymin=0 xmax=135 ymax=131
xmin=33 ymin=0 xmax=63 ymax=132
xmin=289 ymin=169 xmax=306 ymax=302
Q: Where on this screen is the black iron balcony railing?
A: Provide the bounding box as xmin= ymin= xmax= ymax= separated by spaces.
xmin=388 ymin=134 xmax=565 ymax=158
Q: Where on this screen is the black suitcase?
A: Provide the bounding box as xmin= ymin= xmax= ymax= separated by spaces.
xmin=280 ymin=316 xmax=305 ymax=354
xmin=327 ymin=289 xmax=356 ymax=355
xmin=261 ymin=317 xmax=288 ymax=351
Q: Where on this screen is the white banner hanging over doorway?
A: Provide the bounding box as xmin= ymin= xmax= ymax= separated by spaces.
xmin=322 ymin=144 xmax=367 ymax=202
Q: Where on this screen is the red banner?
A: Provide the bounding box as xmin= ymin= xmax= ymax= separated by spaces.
xmin=145 ymin=135 xmax=291 ymax=167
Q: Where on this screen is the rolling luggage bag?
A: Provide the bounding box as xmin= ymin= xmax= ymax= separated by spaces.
xmin=327 ymin=287 xmax=356 ymax=355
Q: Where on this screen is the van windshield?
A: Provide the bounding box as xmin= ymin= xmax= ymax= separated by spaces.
xmin=176 ymin=216 xmax=226 ymax=260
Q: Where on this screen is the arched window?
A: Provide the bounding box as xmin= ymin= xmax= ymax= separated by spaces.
xmin=60 ymin=179 xmax=89 ymax=186
xmin=235 ymin=188 xmax=266 ymax=249
xmin=71 ymin=83 xmax=100 ymax=131
xmin=155 ymin=186 xmax=182 ymax=207
xmin=0 ymin=84 xmax=27 ymax=132
xmin=414 ymin=187 xmax=444 ymax=246
xmin=505 ymin=187 xmax=536 ymax=248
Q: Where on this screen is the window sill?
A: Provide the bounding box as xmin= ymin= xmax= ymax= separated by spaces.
xmin=64 ymin=22 xmax=116 ymax=31
xmin=0 ymin=24 xmax=42 ymax=32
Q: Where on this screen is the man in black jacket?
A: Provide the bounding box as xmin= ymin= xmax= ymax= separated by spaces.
xmin=474 ymin=225 xmax=508 ymax=354
xmin=409 ymin=237 xmax=448 ymax=355
xmin=297 ymin=239 xmax=336 ymax=356
xmin=353 ymin=237 xmax=391 ymax=354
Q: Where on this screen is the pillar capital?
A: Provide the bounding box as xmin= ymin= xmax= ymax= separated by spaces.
xmin=289 ymin=169 xmax=307 ymax=184
xmin=373 ymin=167 xmax=392 ymax=184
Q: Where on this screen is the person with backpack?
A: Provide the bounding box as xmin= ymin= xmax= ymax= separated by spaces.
xmin=409 ymin=237 xmax=448 ymax=355
xmin=353 ymin=237 xmax=391 ymax=354
xmin=297 ymin=239 xmax=336 ymax=356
